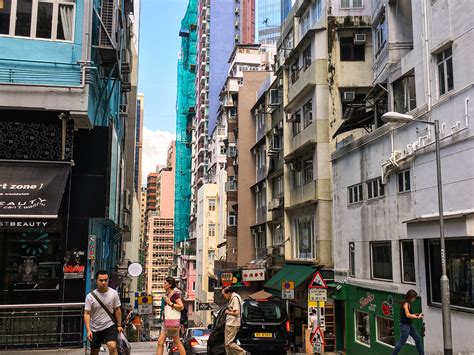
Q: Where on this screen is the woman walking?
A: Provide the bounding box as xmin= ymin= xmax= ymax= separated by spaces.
xmin=156 ymin=277 xmax=186 ymax=355
xmin=392 ymin=290 xmax=424 ymax=355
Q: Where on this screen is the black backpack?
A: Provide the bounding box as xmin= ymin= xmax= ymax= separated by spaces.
xmin=180 ymin=305 xmax=188 ymax=325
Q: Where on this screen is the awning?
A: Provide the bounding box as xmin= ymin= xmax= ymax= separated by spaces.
xmin=332 ymin=105 xmax=375 ymax=138
xmin=0 ymin=161 xmax=71 ymax=218
xmin=249 ymin=290 xmax=273 ymax=300
xmin=264 ymin=263 xmax=316 ymax=291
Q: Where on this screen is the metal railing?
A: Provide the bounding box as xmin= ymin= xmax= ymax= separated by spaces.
xmin=0 ymin=302 xmax=84 ymax=350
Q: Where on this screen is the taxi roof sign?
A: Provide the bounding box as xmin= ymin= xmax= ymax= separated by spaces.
xmin=308 ymin=271 xmax=327 ymax=289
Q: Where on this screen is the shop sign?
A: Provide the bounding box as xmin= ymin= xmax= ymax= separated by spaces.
xmin=63 ymin=251 xmax=86 ymax=279
xmin=242 ymin=268 xmax=265 ymax=282
xmin=309 ymin=289 xmax=327 ymax=302
xmin=220 ymin=270 xmax=243 ymax=287
xmin=0 ymin=162 xmax=70 ymax=217
xmin=308 ymin=271 xmax=327 ymax=289
xmin=281 ymin=281 xmax=295 ymax=300
xmin=0 ymin=220 xmax=53 ymax=228
xmin=382 ymin=295 xmax=394 ymax=317
xmin=359 ymin=293 xmax=375 ymax=309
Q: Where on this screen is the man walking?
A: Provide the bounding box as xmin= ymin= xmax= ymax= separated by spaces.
xmin=222 ymin=287 xmax=245 ymax=355
xmin=84 ymin=270 xmax=123 ymax=355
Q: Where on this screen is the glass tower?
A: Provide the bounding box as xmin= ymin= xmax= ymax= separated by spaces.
xmin=257 ymin=0 xmax=281 ymax=44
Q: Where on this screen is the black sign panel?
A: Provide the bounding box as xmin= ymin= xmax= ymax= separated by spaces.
xmin=197 ymin=302 xmax=212 ymax=311
xmin=0 ymin=161 xmax=70 ymax=217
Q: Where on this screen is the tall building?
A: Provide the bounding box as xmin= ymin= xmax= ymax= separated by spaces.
xmin=257 ymin=0 xmax=281 ymax=44
xmin=0 ymin=0 xmax=138 ymax=349
xmin=145 ymin=143 xmax=177 ymax=313
xmin=175 ymin=0 xmax=197 ymax=245
xmin=280 ymin=0 xmax=295 ymax=22
xmin=135 ymin=93 xmax=145 ymax=194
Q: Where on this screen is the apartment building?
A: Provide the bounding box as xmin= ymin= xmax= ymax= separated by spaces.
xmin=330 ymin=0 xmax=474 ymax=353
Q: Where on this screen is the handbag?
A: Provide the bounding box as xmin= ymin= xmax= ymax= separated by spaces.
xmin=163 ymin=294 xmax=181 ymax=329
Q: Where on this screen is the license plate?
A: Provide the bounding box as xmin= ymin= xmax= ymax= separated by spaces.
xmin=254 ymin=332 xmax=272 ymax=338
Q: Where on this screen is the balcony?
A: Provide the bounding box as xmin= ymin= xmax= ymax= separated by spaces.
xmin=286 ymin=120 xmax=329 ymax=158
xmin=286 ymin=60 xmax=326 ymax=111
xmin=286 ymin=179 xmax=331 ymax=209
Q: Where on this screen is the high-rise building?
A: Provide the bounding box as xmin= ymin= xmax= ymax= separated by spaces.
xmin=280 ymin=0 xmax=295 ymax=22
xmin=257 ymin=0 xmax=281 ymax=44
xmin=135 ymin=93 xmax=145 ymax=193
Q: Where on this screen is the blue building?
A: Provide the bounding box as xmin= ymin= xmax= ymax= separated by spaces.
xmin=0 ymin=0 xmax=137 ymax=349
xmin=257 ymin=0 xmax=281 ymax=44
xmin=281 ymin=0 xmax=295 ymax=22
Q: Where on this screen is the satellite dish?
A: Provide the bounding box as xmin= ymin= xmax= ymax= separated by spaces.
xmin=128 ymin=263 xmax=143 ymax=277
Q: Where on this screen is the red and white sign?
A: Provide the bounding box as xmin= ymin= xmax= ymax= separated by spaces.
xmin=309 ymin=271 xmax=327 ymax=289
xmin=311 ymin=326 xmax=325 ymax=345
xmin=242 ymin=268 xmax=266 ymax=282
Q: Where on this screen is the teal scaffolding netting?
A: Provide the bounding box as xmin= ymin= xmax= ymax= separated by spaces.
xmin=174 ymin=0 xmax=197 ymax=244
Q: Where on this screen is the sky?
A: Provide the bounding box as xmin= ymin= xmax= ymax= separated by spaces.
xmin=138 ymin=0 xmax=188 ymax=184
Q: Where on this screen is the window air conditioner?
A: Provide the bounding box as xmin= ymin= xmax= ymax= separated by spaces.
xmin=289 ymin=162 xmax=300 ymax=171
xmin=354 ymin=33 xmax=366 ymax=44
xmin=343 ymin=91 xmax=356 ymax=101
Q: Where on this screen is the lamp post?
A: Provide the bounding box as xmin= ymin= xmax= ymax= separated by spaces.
xmin=382 ymin=112 xmax=453 ymax=355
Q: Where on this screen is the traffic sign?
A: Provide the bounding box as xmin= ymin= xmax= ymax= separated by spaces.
xmin=313 ymin=342 xmax=322 ymax=353
xmin=138 ymin=295 xmax=153 ymax=305
xmin=281 ymin=281 xmax=295 ymax=300
xmin=309 ymin=271 xmax=327 ymax=289
xmin=309 ymin=288 xmax=327 ymax=302
xmin=311 ymin=326 xmax=325 ymax=345
xmin=138 ymin=304 xmax=152 ymax=315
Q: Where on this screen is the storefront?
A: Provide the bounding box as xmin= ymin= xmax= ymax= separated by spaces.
xmin=333 ymin=284 xmax=423 ymax=355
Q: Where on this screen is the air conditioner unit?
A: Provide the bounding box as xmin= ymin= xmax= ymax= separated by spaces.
xmin=234 ymin=7 xmax=240 ymax=13
xmin=343 ymin=91 xmax=356 ymax=101
xmin=234 ymin=35 xmax=240 ymax=41
xmin=278 ymin=121 xmax=283 ymax=130
xmin=255 ymin=185 xmax=261 ymax=192
xmin=258 ymin=226 xmax=264 ymax=233
xmin=235 ymin=21 xmax=239 ymax=27
xmin=289 ymin=162 xmax=300 ymax=171
xmin=278 ymin=78 xmax=284 ymax=87
xmin=273 ymin=127 xmax=278 ymax=134
xmin=354 ymin=33 xmax=366 ymax=44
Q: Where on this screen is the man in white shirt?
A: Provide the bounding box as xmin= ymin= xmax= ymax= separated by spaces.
xmin=84 ymin=270 xmax=123 ymax=355
xmin=222 ymin=287 xmax=245 ymax=355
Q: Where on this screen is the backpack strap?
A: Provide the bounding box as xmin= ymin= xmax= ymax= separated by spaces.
xmin=91 ymin=290 xmax=117 ymax=325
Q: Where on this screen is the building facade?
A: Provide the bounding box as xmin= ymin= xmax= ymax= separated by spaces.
xmin=258 ymin=0 xmax=282 ymax=43
xmin=0 ymin=0 xmax=138 ymax=349
xmin=331 ymin=0 xmax=474 ymax=354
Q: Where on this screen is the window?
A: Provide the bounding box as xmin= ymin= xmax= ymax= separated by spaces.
xmin=207 ymin=224 xmax=216 ymax=237
xmin=393 ymin=75 xmax=416 ymax=113
xmin=355 ymin=311 xmax=370 ymax=346
xmin=341 ymin=0 xmax=363 ymax=8
xmin=303 ymin=99 xmax=313 ymax=127
xmin=374 ymin=13 xmax=387 ymax=58
xmin=348 ymin=183 xmax=363 ymax=204
xmin=340 ymin=37 xmax=365 ymax=61
xmin=272 ymin=176 xmax=283 ymax=198
xmin=208 ymin=199 xmax=216 ymax=211
xmin=272 ymin=223 xmax=284 ymax=245
xmin=228 ymin=212 xmax=237 ymax=226
xmin=292 ymin=163 xmax=302 ymax=188
xmin=296 ymin=215 xmax=314 ymax=259
xmin=303 ymin=44 xmax=312 ymax=71
xmin=1 ymin=0 xmax=75 ymax=40
xmin=437 ymin=46 xmax=454 ymax=96
xmin=376 ymin=316 xmax=395 ymax=347
xmin=292 ymin=110 xmax=302 ymax=136
xmin=397 ymin=170 xmax=411 ymax=193
xmin=371 ymin=242 xmax=393 ymax=280
xmin=220 ymin=145 xmax=226 ymax=155
xmin=290 ymin=59 xmax=300 ymax=84
xmin=427 ymin=238 xmax=473 ymax=309
xmin=303 ymin=158 xmax=313 ymax=184
xmin=349 ymin=242 xmax=355 ymax=277
xmin=311 ymin=0 xmax=322 ymax=23
xmin=367 ymin=178 xmax=385 ymax=199
xmin=401 ymin=240 xmax=416 ymax=283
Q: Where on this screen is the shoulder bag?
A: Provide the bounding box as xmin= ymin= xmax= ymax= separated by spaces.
xmin=91 ymin=290 xmax=117 ymax=325
xmin=164 ymin=292 xmax=181 ymax=330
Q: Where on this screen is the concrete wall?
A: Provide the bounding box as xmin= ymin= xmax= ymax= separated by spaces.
xmin=237 ymin=71 xmax=271 ymax=266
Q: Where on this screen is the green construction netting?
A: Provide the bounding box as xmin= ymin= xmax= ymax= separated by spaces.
xmin=174 ymin=0 xmax=197 ymax=244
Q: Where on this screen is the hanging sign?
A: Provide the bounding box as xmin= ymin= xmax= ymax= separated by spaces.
xmin=242 ymin=268 xmax=266 ymax=282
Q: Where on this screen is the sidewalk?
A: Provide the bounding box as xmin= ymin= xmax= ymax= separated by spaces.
xmin=0 ymin=342 xmax=157 ymax=355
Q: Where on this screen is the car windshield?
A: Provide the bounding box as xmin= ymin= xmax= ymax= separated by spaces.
xmin=242 ymin=301 xmax=284 ymax=322
xmin=192 ymin=329 xmax=211 ymax=337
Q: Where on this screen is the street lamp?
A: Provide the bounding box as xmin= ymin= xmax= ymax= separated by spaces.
xmin=382 ymin=112 xmax=453 ymax=355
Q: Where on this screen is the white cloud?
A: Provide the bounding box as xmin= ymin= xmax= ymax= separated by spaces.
xmin=141 ymin=127 xmax=175 ymax=185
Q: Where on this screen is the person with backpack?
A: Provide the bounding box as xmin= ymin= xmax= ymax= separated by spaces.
xmin=84 ymin=270 xmax=123 ymax=355
xmin=222 ymin=286 xmax=245 ymax=355
xmin=392 ymin=289 xmax=425 ymax=355
xmin=156 ymin=277 xmax=186 ymax=355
